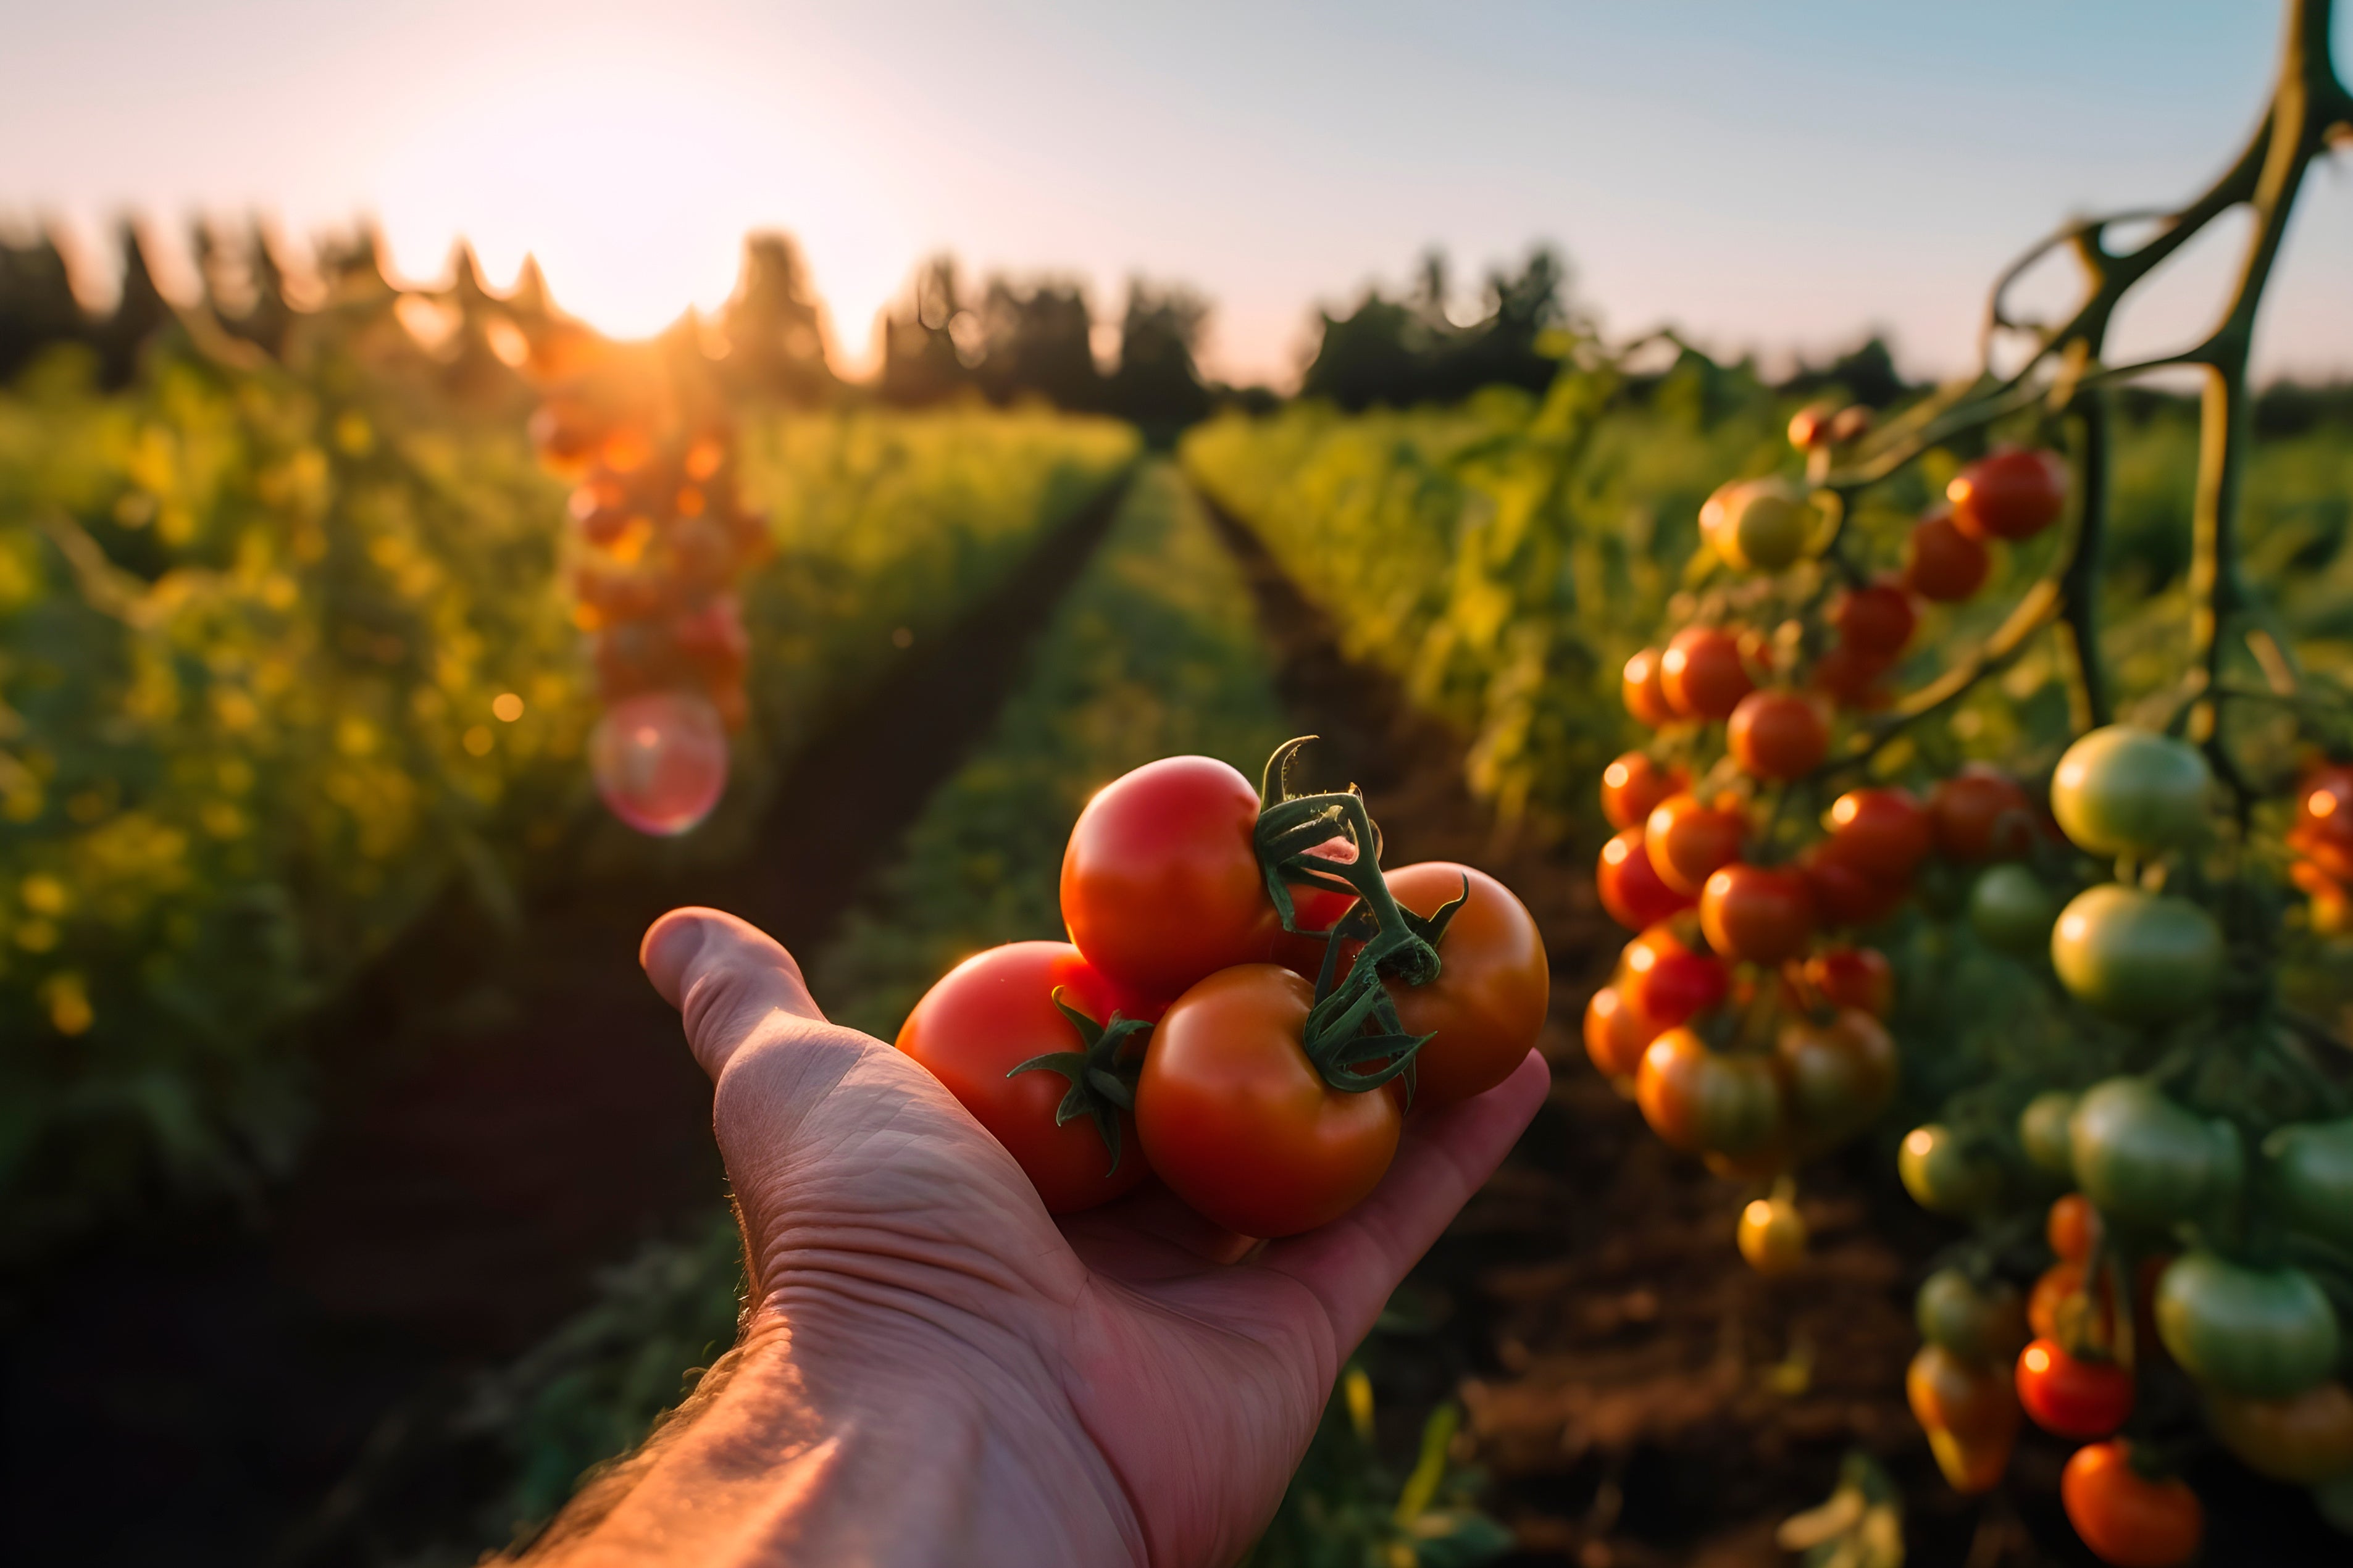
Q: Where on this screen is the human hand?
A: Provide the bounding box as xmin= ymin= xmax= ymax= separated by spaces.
xmin=524 ymin=906 xmax=1547 ymax=1568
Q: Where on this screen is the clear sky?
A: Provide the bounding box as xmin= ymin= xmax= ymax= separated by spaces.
xmin=2 ymin=0 xmax=2347 ymax=387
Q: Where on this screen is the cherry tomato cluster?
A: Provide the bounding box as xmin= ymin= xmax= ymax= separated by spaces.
xmin=1587 ymin=439 xmax=2073 ymax=1251
xmin=898 ymin=744 xmax=1549 ymax=1235
xmin=525 ymin=328 xmax=771 ymax=733
xmin=1895 ymin=722 xmax=2353 ymax=1561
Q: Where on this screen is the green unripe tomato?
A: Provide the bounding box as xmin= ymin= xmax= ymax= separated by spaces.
xmin=2068 ymin=1077 xmax=2241 ymax=1228
xmin=2019 ymin=1090 xmax=2080 ymax=1178
xmin=1702 ymin=478 xmax=1812 ymax=572
xmin=1916 ymin=1267 xmax=2029 ymax=1362
xmin=1970 ymin=864 xmax=2061 ymax=956
xmin=1900 ymin=1123 xmax=2004 ymax=1215
xmin=2049 ymin=726 xmax=2212 ymax=856
xmin=2155 ymin=1252 xmax=2342 ymax=1399
xmin=2050 ymin=884 xmax=2222 ymax=1023
xmin=2267 ymin=1120 xmax=2353 ymax=1251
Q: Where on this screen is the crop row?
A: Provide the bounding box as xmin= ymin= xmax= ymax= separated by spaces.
xmin=0 ymin=335 xmax=1134 ymax=1254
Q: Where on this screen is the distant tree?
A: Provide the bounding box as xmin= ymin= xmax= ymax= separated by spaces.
xmin=721 ymin=232 xmax=834 ymax=404
xmin=972 ymin=277 xmax=1101 ymax=411
xmin=1779 ymin=335 xmax=1912 ymax=409
xmin=879 ymin=255 xmax=974 ymax=406
xmin=94 ymin=222 xmax=173 ymax=388
xmin=1299 ymin=245 xmax=1569 ymax=410
xmin=1105 ymin=278 xmax=1210 ymax=433
xmin=0 ymin=227 xmax=87 ymax=382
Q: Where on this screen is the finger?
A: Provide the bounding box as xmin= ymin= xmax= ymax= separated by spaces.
xmin=639 ymin=907 xmax=824 ymax=1079
xmin=1258 ymin=1048 xmax=1548 ymax=1352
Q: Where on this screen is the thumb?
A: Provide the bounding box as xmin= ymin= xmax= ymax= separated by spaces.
xmin=640 ymin=907 xmax=825 ymax=1079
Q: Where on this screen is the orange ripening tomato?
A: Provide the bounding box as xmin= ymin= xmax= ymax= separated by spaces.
xmin=1601 ymin=752 xmax=1687 ymax=832
xmin=1799 ymin=843 xmax=1908 ymax=930
xmin=1646 ymin=794 xmax=1747 ymax=895
xmin=1622 ymin=647 xmax=1678 ymax=727
xmin=1787 ymin=401 xmax=1837 ymax=450
xmin=1636 ymin=1028 xmax=1786 ymax=1157
xmin=1380 ymin=863 xmax=1548 ymax=1105
xmin=1803 ymin=945 xmax=1894 ymax=1018
xmin=1059 ymin=756 xmax=1282 ymax=1003
xmin=2049 ymin=1193 xmax=2101 ymax=1263
xmin=2017 ymin=1338 xmax=2134 ymax=1438
xmin=1950 ymin=447 xmax=2067 ymax=542
xmin=2061 ymin=1441 xmax=2202 ymax=1568
xmin=1584 ymin=985 xmax=1657 ymax=1078
xmin=1926 ymin=1425 xmax=2016 ymax=1495
xmin=1929 ymin=769 xmax=2038 ymax=862
xmin=1620 ymin=919 xmax=1728 ymax=1029
xmin=896 ymin=941 xmax=1158 ymax=1214
xmin=1700 ymin=862 xmax=1815 ymax=964
xmin=1660 ymin=627 xmax=1754 ymax=720
xmin=1136 ymin=965 xmax=1401 ymax=1236
xmin=1598 ymin=827 xmax=1695 ymax=930
xmin=2289 ymin=760 xmax=2353 ymax=882
xmin=1728 ymin=690 xmax=1829 ymax=781
xmin=1908 ymin=1342 xmax=2021 ymax=1444
xmin=1824 ymin=787 xmax=1933 ymax=880
xmin=1830 ymin=580 xmax=1917 ymax=659
xmin=1904 ymin=509 xmax=1992 ymax=602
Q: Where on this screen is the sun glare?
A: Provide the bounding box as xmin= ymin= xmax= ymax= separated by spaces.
xmin=372 ymin=43 xmax=906 ymax=370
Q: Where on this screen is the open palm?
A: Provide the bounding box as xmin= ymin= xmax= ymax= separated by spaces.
xmin=637 ymin=906 xmax=1548 ymax=1568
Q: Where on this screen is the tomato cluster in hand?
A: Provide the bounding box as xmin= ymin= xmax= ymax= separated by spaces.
xmin=899 ymin=748 xmax=1547 ymax=1237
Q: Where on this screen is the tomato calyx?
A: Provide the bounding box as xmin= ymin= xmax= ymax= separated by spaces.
xmin=1005 ymin=989 xmax=1151 ymax=1173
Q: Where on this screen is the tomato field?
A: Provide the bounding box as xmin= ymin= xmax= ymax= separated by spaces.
xmin=6 ymin=4 xmax=2353 ymax=1566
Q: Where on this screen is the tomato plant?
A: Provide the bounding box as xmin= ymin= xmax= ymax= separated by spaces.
xmin=897 ymin=941 xmax=1155 ymax=1214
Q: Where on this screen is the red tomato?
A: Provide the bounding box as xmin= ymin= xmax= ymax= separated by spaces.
xmin=1583 ymin=985 xmax=1655 ymax=1078
xmin=1803 ymin=945 xmax=1894 ymax=1017
xmin=1787 ymin=402 xmax=1836 ymax=450
xmin=1380 ymin=863 xmax=1548 ymax=1105
xmin=2061 ymin=1441 xmax=2202 ymax=1568
xmin=1623 ymin=648 xmax=1677 ymax=727
xmin=1598 ymin=826 xmax=1695 ymax=930
xmin=1645 ymin=794 xmax=1747 ymax=895
xmin=1728 ymin=690 xmax=1829 ymax=780
xmin=2049 ymin=1193 xmax=2101 ymax=1263
xmin=1929 ymin=769 xmax=2037 ymax=862
xmin=1950 ymin=448 xmax=2068 ymax=543
xmin=1620 ymin=919 xmax=1728 ymax=1028
xmin=896 ymin=941 xmax=1156 ymax=1214
xmin=2017 ymin=1338 xmax=2135 ymax=1438
xmin=1700 ymin=862 xmax=1815 ymax=964
xmin=1824 ymin=787 xmax=1933 ymax=879
xmin=1601 ymin=752 xmax=1687 ymax=832
xmin=1660 ymin=627 xmax=1754 ymax=720
xmin=1810 ymin=643 xmax=1896 ymax=710
xmin=1904 ymin=510 xmax=1992 ymax=602
xmin=1136 ymin=964 xmax=1401 ymax=1236
xmin=1061 ymin=756 xmax=1281 ymax=1001
xmin=1831 ymin=580 xmax=1917 ymax=659
xmin=1799 ymin=843 xmax=1908 ymax=928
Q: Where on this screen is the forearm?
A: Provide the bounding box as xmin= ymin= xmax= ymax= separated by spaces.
xmin=517 ymin=1306 xmax=1146 ymax=1568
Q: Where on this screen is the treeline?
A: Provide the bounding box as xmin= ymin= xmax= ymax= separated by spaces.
xmin=0 ymin=220 xmax=1229 ymax=432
